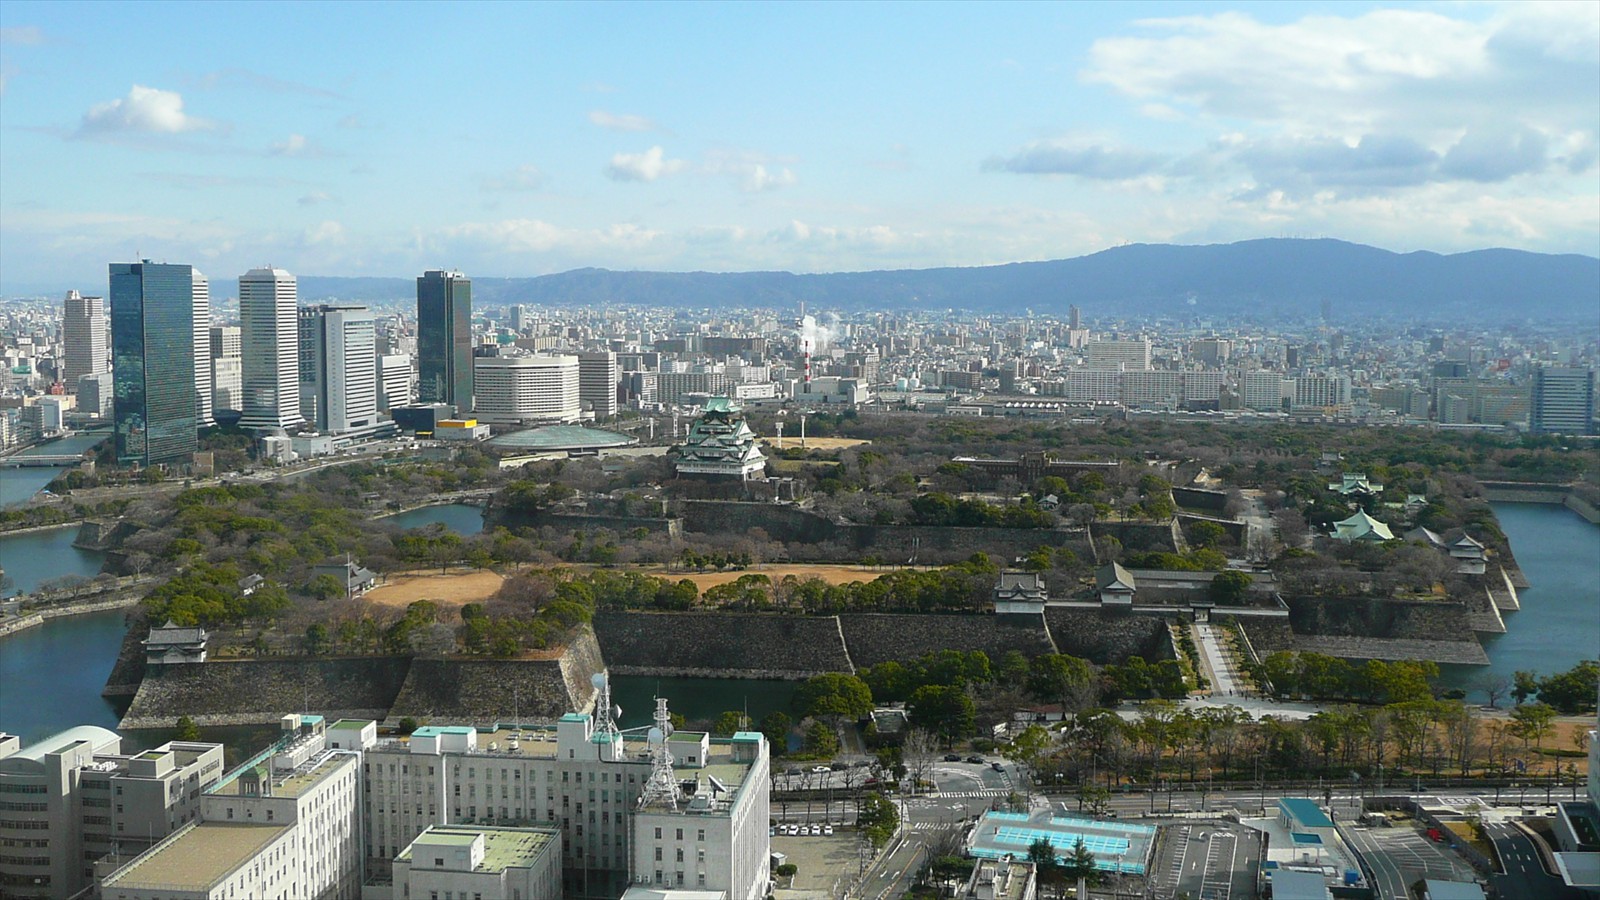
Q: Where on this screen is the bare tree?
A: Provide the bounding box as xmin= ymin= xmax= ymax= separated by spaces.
xmin=903 ymin=728 xmax=940 ymax=796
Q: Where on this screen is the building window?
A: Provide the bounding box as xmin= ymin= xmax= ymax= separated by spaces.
xmin=655 ymin=847 xmax=662 ymax=861
xmin=654 ymin=828 xmax=662 ymax=839
xmin=697 ymin=829 xmax=704 ymax=842
xmin=435 ymin=858 xmax=444 ymax=867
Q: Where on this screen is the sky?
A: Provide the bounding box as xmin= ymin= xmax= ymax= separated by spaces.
xmin=1 ymin=0 xmax=1597 ymax=295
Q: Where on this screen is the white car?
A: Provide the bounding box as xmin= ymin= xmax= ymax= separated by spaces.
xmin=823 ymin=825 xmax=835 ymax=836
xmin=810 ymin=766 xmax=831 ymax=774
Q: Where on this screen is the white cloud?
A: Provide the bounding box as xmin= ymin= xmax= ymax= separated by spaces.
xmin=605 ymin=146 xmax=687 ymax=182
xmin=702 ymin=149 xmax=798 ymax=192
xmin=76 ymin=85 xmax=214 ymax=137
xmin=298 ymin=192 xmax=333 ymax=207
xmin=481 ymin=164 xmax=544 ymax=192
xmin=0 ymin=26 xmax=43 ymax=45
xmin=304 ymin=221 xmax=346 ymax=244
xmin=984 ymin=139 xmax=1168 ymax=180
xmin=588 ymin=110 xmax=662 ymax=132
xmin=741 ymin=164 xmax=797 ymax=192
xmin=272 ymin=134 xmax=309 ymax=156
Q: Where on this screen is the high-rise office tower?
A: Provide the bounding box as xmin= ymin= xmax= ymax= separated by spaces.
xmin=192 ymin=270 xmax=212 ymax=427
xmin=62 ymin=290 xmax=107 ymax=387
xmin=578 ymin=351 xmax=619 ymax=418
xmin=238 ymin=267 xmax=303 ymax=429
xmin=210 ymin=324 xmax=241 ymax=359
xmin=377 ymin=354 xmax=414 ymax=411
xmin=110 ymin=261 xmax=202 ymax=467
xmin=1530 ymin=366 xmax=1596 ymax=435
xmin=298 ymin=304 xmax=378 ymax=433
xmin=417 ymin=269 xmax=472 ymax=411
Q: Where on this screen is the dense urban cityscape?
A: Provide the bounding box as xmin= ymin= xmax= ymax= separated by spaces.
xmin=2 ymin=3 xmax=1598 ymax=900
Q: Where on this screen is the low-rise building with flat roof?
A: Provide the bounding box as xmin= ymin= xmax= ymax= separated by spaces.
xmin=394 ymin=825 xmax=562 ymax=900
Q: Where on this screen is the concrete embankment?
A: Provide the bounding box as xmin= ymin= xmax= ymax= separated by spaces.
xmin=1481 ymin=481 xmax=1600 ymax=525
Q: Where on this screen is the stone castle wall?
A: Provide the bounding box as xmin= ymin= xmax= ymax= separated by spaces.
xmin=1043 ymin=608 xmax=1176 ymax=664
xmin=837 ymin=613 xmax=1058 ymax=669
xmin=592 ymin=610 xmax=852 ymax=678
xmin=1282 ymin=595 xmax=1478 ymax=643
xmin=120 ymin=657 xmax=413 ymax=729
xmin=386 ymin=657 xmax=592 ymax=726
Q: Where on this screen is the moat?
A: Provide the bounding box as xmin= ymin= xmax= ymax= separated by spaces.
xmin=1 ymin=502 xmax=1592 ymax=743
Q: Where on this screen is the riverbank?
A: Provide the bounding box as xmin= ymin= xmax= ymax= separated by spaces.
xmin=0 ymin=594 xmax=141 ymax=637
xmin=0 ymin=518 xmax=83 ymax=538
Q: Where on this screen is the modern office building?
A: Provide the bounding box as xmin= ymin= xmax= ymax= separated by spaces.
xmin=377 ymin=354 xmax=414 ymax=412
xmin=191 ymin=270 xmax=212 ymax=428
xmin=578 ymin=351 xmax=620 ymax=418
xmin=62 ymin=290 xmax=106 ymax=387
xmin=1242 ymin=372 xmax=1288 ymax=412
xmin=473 ymin=354 xmax=581 ymax=424
xmin=237 ymin=267 xmax=302 ymax=430
xmin=208 ymin=325 xmax=241 ymax=361
xmin=417 ymin=269 xmax=473 ymax=411
xmin=110 ymin=261 xmax=202 ymax=467
xmin=1293 ymin=374 xmax=1353 ymax=411
xmin=210 ymin=357 xmax=242 ymax=413
xmin=99 ymin=716 xmax=361 ymax=900
xmin=298 ymin=304 xmax=378 ymax=434
xmin=1530 ymin=366 xmax=1596 ymax=435
xmin=77 ymin=371 xmax=115 ymax=419
xmin=0 ymin=727 xmax=224 ymax=900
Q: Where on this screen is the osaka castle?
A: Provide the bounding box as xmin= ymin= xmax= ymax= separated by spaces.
xmin=673 ymin=397 xmax=768 ymax=480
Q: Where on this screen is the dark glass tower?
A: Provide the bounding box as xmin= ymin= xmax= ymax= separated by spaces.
xmin=110 ymin=261 xmax=199 ymax=466
xmin=416 ymin=269 xmax=472 ymax=412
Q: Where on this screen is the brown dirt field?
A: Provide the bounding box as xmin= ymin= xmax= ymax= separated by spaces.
xmin=364 ymin=570 xmax=505 ymax=609
xmin=757 ymin=437 xmax=870 ymax=450
xmin=644 ymin=564 xmax=905 ymax=591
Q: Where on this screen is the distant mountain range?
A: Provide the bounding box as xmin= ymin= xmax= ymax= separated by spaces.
xmin=291 ymin=238 xmax=1598 ymax=321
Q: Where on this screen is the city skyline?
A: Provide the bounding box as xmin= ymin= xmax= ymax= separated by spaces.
xmin=1 ymin=1 xmax=1596 ymax=296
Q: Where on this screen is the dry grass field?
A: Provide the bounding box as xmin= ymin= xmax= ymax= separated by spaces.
xmin=757 ymin=437 xmax=871 ymax=451
xmin=364 ymin=570 xmax=505 ymax=609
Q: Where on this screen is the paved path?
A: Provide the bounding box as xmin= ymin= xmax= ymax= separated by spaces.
xmin=1192 ymin=621 xmax=1249 ymax=698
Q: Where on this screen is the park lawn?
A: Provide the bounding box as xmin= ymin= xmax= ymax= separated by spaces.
xmin=364 ymin=570 xmax=505 ymax=609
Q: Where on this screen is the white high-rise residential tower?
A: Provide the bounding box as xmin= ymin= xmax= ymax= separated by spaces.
xmin=299 ymin=304 xmax=378 ymax=433
xmin=238 ymin=267 xmax=303 ymax=429
xmin=62 ymin=289 xmax=107 ymax=387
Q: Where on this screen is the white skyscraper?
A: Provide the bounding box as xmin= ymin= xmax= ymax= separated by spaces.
xmin=238 ymin=267 xmax=303 ymax=429
xmin=299 ymin=304 xmax=378 ymax=434
xmin=579 ymin=350 xmax=619 ymax=418
xmin=192 ymin=270 xmax=213 ymax=427
xmin=62 ymin=290 xmax=107 ymax=388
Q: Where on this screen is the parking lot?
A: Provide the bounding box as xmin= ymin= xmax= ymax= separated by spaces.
xmin=1342 ymin=821 xmax=1480 ymax=900
xmin=771 ymin=829 xmax=865 ymax=898
xmin=1146 ymin=820 xmax=1262 ymax=900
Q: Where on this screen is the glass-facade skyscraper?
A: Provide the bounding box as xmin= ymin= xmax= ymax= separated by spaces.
xmin=416 ymin=269 xmax=472 ymax=412
xmin=110 ymin=261 xmax=200 ymax=467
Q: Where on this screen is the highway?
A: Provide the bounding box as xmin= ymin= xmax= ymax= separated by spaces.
xmin=1484 ymin=821 xmax=1583 ymax=900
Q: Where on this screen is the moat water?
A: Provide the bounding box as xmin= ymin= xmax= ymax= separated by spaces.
xmin=0 ymin=502 xmax=1591 ymax=748
xmin=381 ymin=502 xmax=485 ymax=534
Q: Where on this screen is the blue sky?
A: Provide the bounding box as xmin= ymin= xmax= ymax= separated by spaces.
xmin=1 ymin=1 xmax=1596 ymax=294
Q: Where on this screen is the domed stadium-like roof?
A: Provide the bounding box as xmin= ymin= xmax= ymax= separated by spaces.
xmin=486 ymin=425 xmax=639 ymax=452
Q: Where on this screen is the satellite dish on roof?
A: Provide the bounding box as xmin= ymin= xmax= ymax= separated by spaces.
xmin=648 ymin=727 xmax=664 ymax=744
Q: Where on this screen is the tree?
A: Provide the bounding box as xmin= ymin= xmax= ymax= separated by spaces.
xmin=1509 ymin=702 xmax=1557 ymax=753
xmin=907 ymin=684 xmax=976 ymax=745
xmin=711 ymin=710 xmax=748 ymax=736
xmin=1209 ymin=570 xmax=1254 ymax=605
xmin=856 ymin=791 xmax=900 ymax=850
xmin=305 ymin=573 xmax=345 ymax=602
xmin=1061 ymin=837 xmax=1102 ymax=897
xmin=174 ymin=715 xmax=201 ymax=741
xmin=792 ymin=673 xmax=874 ymax=725
xmin=302 ymin=623 xmax=330 ymax=655
xmin=760 ymin=711 xmax=792 ymax=753
xmin=1536 ymin=661 xmax=1600 ymax=714
xmin=1512 ymin=670 xmax=1539 ymax=706
xmin=803 ymin=720 xmax=839 ymax=757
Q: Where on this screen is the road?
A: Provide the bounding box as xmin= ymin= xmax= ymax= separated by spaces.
xmin=1192 ymin=621 xmax=1249 ymax=698
xmin=1484 ymin=821 xmax=1584 ymax=900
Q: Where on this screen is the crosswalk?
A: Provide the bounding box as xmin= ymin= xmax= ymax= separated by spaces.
xmin=928 ymin=789 xmax=1013 ymax=799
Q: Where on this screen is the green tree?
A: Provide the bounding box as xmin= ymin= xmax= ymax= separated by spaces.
xmin=1512 ymin=670 xmax=1540 ymax=705
xmin=759 ymin=711 xmax=792 ymax=753
xmin=907 ymin=684 xmax=976 ymax=745
xmin=303 ymin=623 xmax=330 ymax=655
xmin=711 ymin=710 xmax=748 ymax=736
xmin=1509 ymin=702 xmax=1558 ymax=752
xmin=857 ymin=792 xmax=900 ymax=850
xmin=1536 ymin=661 xmax=1600 ymax=714
xmin=803 ymin=720 xmax=839 ymax=757
xmin=1208 ymin=570 xmax=1254 ymax=605
xmin=1061 ymin=837 xmax=1103 ymax=895
xmin=792 ymin=673 xmax=874 ymax=724
xmin=174 ymin=715 xmax=201 ymax=741
xmin=305 ymin=573 xmax=345 ymax=602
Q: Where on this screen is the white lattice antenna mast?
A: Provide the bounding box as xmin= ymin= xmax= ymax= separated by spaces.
xmin=640 ymin=697 xmax=679 ymax=810
xmin=591 ymin=672 xmax=619 ymax=743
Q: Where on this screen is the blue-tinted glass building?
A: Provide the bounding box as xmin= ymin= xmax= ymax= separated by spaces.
xmin=110 ymin=261 xmax=199 ymax=467
xmin=416 ymin=269 xmax=472 ymax=412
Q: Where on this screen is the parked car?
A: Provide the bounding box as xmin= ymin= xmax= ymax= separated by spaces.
xmin=823 ymin=825 xmax=835 ymax=836
xmin=991 ymin=762 xmax=1005 ymax=772
xmin=944 ymin=754 xmax=962 ymax=762
xmin=967 ymin=756 xmax=985 ymax=764
xmin=810 ymin=765 xmax=831 ymax=774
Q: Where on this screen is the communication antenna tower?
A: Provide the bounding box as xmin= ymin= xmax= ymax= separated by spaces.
xmin=591 ymin=672 xmax=620 ymax=744
xmin=640 ymin=697 xmax=680 ymax=810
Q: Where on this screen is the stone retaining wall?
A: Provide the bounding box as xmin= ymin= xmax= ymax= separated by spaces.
xmin=592 ymin=610 xmax=852 ymax=677
xmin=1282 ymin=595 xmax=1478 ymax=643
xmin=120 ymin=657 xmax=413 ymax=729
xmin=837 ymin=613 xmax=1057 ymax=669
xmin=1287 ymin=635 xmax=1489 ymax=665
xmin=386 ymin=657 xmax=591 ymax=726
xmin=1042 ymin=608 xmax=1176 ymax=664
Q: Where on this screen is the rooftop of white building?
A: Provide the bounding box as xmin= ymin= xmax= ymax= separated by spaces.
xmin=101 ymin=821 xmax=290 ymax=891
